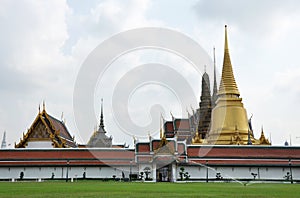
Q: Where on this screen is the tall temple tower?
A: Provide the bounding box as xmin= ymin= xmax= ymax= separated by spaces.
xmin=197 ymin=70 xmax=212 ymax=139
xmin=206 ymin=25 xmax=262 ymax=145
xmin=211 ymin=47 xmax=218 ymax=108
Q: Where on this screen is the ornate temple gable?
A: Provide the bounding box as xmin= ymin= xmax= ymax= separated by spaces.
xmin=153 ymin=137 xmax=175 ymax=155
xmin=15 ymin=105 xmax=77 ymax=148
xmin=28 ymin=121 xmax=50 ymax=140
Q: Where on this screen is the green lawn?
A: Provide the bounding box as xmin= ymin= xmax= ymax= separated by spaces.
xmin=0 ymin=181 xmax=298 ymax=198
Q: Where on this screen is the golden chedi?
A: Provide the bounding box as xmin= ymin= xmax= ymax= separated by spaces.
xmin=206 ymin=25 xmax=268 ymax=145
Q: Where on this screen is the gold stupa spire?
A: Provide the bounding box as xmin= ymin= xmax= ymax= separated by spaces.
xmin=218 ymin=25 xmax=240 ymax=96
xmin=205 ymin=25 xmax=263 ymax=145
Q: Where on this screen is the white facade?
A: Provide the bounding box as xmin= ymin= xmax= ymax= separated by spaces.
xmin=0 ymin=163 xmax=299 ymax=182
xmin=0 ymin=166 xmax=138 ymax=180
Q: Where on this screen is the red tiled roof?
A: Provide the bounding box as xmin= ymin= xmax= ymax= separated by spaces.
xmin=174 ymin=119 xmax=190 ymax=130
xmin=165 ymin=122 xmax=174 ymax=132
xmin=189 ymin=159 xmax=300 ymax=166
xmin=187 ymin=146 xmax=300 ymax=159
xmin=0 ymin=149 xmax=134 ymax=161
xmin=47 ymin=115 xmax=73 ymax=141
xmin=136 ymin=143 xmax=150 ymax=153
xmin=16 ymin=110 xmax=77 ymax=148
xmin=178 ymin=143 xmax=186 ymax=154
xmin=0 ymin=160 xmax=134 ymax=166
xmin=152 ymin=141 xmax=160 ymax=151
xmin=137 ymin=156 xmax=152 ymax=162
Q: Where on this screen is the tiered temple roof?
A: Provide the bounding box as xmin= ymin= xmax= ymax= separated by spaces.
xmin=15 ymin=103 xmax=76 ymax=148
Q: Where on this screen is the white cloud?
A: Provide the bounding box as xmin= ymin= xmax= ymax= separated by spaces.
xmin=0 ymin=0 xmax=72 ymax=146
xmin=1 ymin=0 xmax=300 ymax=146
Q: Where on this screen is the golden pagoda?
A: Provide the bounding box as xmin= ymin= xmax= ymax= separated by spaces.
xmin=206 ymin=25 xmax=268 ymax=145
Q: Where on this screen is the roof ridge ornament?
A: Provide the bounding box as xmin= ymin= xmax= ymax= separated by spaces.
xmin=43 ymin=100 xmax=45 ymax=111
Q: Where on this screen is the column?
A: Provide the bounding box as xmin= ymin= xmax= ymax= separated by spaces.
xmin=152 ymin=163 xmax=156 ymax=182
xmin=172 ymin=163 xmax=177 ymax=182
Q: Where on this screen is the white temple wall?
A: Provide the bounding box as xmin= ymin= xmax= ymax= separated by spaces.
xmin=0 ymin=165 xmax=298 ymax=181
xmin=175 ymin=165 xmax=300 ymax=181
xmin=0 ymin=166 xmax=138 ymax=180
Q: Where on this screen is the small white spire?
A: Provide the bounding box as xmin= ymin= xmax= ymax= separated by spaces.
xmin=1 ymin=131 xmax=7 ymax=149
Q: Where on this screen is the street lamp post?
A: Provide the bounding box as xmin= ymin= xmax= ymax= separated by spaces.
xmin=66 ymin=160 xmax=69 ymax=182
xmin=130 ymin=160 xmax=133 ymax=182
xmin=206 ymin=160 xmax=208 ymax=183
xmin=289 ymin=159 xmax=293 ymax=184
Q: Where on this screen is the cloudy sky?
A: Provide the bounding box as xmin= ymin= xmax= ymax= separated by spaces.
xmin=1 ymin=0 xmax=300 ymax=147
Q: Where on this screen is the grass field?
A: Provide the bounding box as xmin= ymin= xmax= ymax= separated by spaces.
xmin=0 ymin=181 xmax=299 ymax=198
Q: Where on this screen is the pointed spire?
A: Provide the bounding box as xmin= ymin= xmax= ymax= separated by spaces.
xmin=43 ymin=101 xmax=45 ymax=111
xmin=218 ymin=25 xmax=240 ymax=96
xmin=212 ymin=47 xmax=218 ymax=107
xmin=99 ymin=98 xmax=105 ymax=132
xmin=259 ymin=126 xmax=271 ymax=145
xmin=200 ymin=67 xmax=211 ymax=100
xmin=38 ymin=104 xmax=41 ymax=113
xmin=197 ymin=67 xmax=212 ymax=139
xmin=260 ymin=126 xmax=267 ymax=139
xmin=1 ymin=131 xmax=7 ymax=149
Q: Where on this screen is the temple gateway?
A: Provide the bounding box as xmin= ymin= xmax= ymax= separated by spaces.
xmin=0 ymin=26 xmax=299 ymax=182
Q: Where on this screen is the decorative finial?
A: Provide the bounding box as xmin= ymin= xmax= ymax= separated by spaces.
xmin=38 ymin=104 xmax=40 ymax=113
xmin=170 ymin=111 xmax=174 ymax=120
xmin=204 ymin=65 xmax=206 ymax=73
xmin=148 ymin=131 xmax=151 ymax=141
xmin=186 ymin=107 xmax=191 ymax=117
xmin=99 ymin=98 xmax=105 ymax=132
xmin=213 ymin=46 xmax=216 ymax=74
xmin=43 ymin=101 xmax=45 ymax=111
xmin=224 ymin=25 xmax=229 ymax=51
xmin=133 ymin=135 xmax=137 ymax=145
